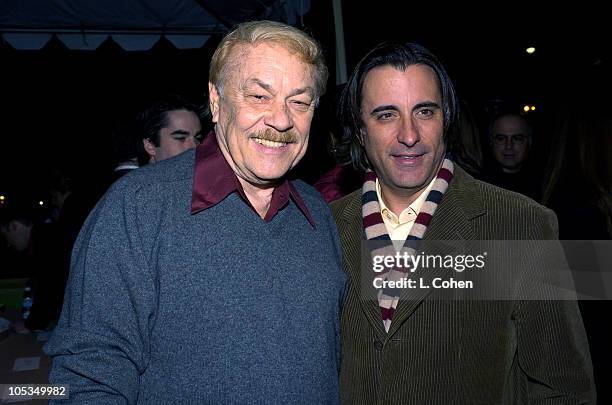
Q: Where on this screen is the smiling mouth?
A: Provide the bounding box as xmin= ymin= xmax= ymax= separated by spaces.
xmin=390 ymin=153 xmax=426 ymax=168
xmin=250 ymin=128 xmax=297 ymax=149
xmin=392 ymin=153 xmax=424 ymax=159
xmin=253 ymin=138 xmax=289 ymax=148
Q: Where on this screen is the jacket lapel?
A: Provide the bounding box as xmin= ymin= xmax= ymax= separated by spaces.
xmin=336 ymin=193 xmax=387 ymax=339
xmin=386 ymin=167 xmax=485 ymax=338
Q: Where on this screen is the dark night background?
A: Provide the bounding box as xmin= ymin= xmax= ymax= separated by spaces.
xmin=1 ymin=1 xmax=610 ymax=203
xmin=0 ymin=0 xmax=612 ymax=201
xmin=1 ymin=1 xmax=611 ymax=401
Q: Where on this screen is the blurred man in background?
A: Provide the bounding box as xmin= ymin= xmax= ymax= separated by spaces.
xmin=483 ymin=112 xmax=541 ymax=200
xmin=136 ymin=95 xmax=203 ymax=165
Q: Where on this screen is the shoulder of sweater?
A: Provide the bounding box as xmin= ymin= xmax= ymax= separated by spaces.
xmin=108 ymin=150 xmax=194 ymax=194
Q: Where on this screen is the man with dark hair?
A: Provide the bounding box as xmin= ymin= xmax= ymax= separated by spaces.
xmin=135 ymin=94 xmax=203 ymax=165
xmin=0 ymin=205 xmax=34 ymax=254
xmin=46 ymin=21 xmax=345 ymax=404
xmin=1 ymin=204 xmax=66 ymax=333
xmin=332 ymin=42 xmax=594 ymax=403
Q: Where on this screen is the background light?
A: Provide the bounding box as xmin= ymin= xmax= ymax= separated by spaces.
xmin=523 ymin=105 xmax=530 ymax=112
xmin=526 ymin=47 xmax=536 ymax=54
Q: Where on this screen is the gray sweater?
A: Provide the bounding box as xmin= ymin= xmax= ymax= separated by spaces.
xmin=45 ymin=150 xmax=346 ymax=404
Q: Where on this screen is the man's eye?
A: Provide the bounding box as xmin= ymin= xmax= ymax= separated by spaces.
xmin=376 ymin=112 xmax=394 ymax=121
xmin=417 ymin=108 xmax=434 ymax=117
xmin=250 ymin=94 xmax=268 ymax=101
xmin=291 ymin=100 xmax=311 ymax=111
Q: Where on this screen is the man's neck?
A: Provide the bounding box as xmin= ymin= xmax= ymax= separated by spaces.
xmin=379 ymin=184 xmax=426 ymax=217
xmin=501 ymin=166 xmax=521 ymax=174
xmin=237 ymin=178 xmax=276 ymax=218
xmin=379 ymin=156 xmax=446 ymax=215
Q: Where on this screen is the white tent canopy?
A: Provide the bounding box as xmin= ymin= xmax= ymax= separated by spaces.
xmin=0 ymin=0 xmax=311 ymax=51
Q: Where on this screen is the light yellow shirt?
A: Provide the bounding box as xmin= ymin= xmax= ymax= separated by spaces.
xmin=376 ymin=177 xmax=436 ymax=248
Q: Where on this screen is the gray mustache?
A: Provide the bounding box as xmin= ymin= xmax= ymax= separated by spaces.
xmin=250 ymin=128 xmax=298 ymax=144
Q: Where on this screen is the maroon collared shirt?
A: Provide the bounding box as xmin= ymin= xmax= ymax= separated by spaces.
xmin=191 ymin=131 xmax=315 ymax=227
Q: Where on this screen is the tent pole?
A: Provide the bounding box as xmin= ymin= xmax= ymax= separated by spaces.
xmin=332 ymin=0 xmax=347 ymax=85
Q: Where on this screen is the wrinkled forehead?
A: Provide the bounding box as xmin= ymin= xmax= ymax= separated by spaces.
xmin=361 ymin=64 xmax=441 ymax=105
xmin=222 ymin=42 xmax=314 ymax=87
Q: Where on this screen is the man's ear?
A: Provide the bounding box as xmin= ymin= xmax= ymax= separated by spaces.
xmin=143 ymin=139 xmax=157 ymax=163
xmin=208 ymin=82 xmax=219 ymax=124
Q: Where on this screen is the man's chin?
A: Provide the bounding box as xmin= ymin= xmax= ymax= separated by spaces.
xmin=250 ymin=168 xmax=292 ymax=185
xmin=383 ymin=175 xmax=430 ymax=194
xmin=501 ymin=160 xmax=520 ymax=169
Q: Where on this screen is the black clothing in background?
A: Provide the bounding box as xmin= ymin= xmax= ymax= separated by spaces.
xmin=23 ymin=222 xmax=67 ymax=330
xmin=479 ymin=163 xmax=542 ymax=202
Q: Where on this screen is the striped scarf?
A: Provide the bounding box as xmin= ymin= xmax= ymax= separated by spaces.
xmin=362 ymin=158 xmax=454 ymax=332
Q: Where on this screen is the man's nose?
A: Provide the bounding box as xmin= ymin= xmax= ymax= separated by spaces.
xmin=397 ymin=117 xmax=420 ymax=146
xmin=265 ymin=101 xmax=294 ymax=132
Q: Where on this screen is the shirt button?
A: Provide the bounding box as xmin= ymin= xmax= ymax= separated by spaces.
xmin=374 ymin=340 xmax=384 ymax=351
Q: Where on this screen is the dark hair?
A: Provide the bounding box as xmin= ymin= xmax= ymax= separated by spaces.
xmin=135 ymin=95 xmax=204 ymax=166
xmin=337 ymin=42 xmax=458 ymax=171
xmin=542 ymin=103 xmax=612 ymax=236
xmin=451 ymin=100 xmax=483 ymax=177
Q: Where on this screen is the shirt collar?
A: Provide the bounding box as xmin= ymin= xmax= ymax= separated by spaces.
xmin=114 ymin=164 xmax=139 ymax=172
xmin=191 ymin=131 xmax=315 ymax=227
xmin=376 ymin=176 xmax=436 ymax=226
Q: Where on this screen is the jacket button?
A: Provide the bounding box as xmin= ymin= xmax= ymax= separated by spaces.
xmin=374 ymin=340 xmax=384 ymax=351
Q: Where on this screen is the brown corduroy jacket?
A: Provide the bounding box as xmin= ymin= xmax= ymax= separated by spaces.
xmin=332 ymin=165 xmax=595 ymax=405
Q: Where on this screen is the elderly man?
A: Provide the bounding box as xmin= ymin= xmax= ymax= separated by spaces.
xmin=46 ymin=21 xmax=345 ymax=404
xmin=332 ymin=42 xmax=594 ymax=404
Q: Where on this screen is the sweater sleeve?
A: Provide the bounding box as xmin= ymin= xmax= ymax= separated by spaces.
xmin=45 ymin=183 xmax=157 ymax=405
